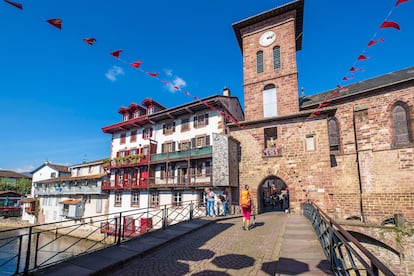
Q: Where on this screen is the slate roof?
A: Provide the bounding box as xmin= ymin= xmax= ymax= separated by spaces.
xmin=301 ymin=66 xmax=414 ymax=109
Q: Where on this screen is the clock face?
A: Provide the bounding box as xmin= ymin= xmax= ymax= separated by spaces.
xmin=259 ymin=31 xmax=276 ymax=47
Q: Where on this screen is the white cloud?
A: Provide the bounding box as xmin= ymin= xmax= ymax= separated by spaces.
xmin=166 ymin=76 xmax=187 ymax=93
xmin=105 ymin=66 xmax=124 ymax=82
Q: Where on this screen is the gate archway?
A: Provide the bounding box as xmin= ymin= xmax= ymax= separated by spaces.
xmin=258 ymin=176 xmax=289 ymax=214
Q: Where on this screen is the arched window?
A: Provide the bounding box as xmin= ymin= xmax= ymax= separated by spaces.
xmin=392 ymin=103 xmax=411 ymax=145
xmin=256 ymin=51 xmax=264 ymax=73
xmin=273 ymin=46 xmax=281 ymax=69
xmin=328 ymin=118 xmax=339 ymax=151
xmin=263 ymin=84 xmax=277 ymax=117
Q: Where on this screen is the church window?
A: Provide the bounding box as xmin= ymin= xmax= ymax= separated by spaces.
xmin=392 ymin=103 xmax=411 ymax=145
xmin=273 ymin=46 xmax=281 ymax=69
xmin=263 ymin=84 xmax=277 ymax=117
xmin=328 ymin=118 xmax=340 ymax=151
xmin=256 ymin=51 xmax=264 ymax=73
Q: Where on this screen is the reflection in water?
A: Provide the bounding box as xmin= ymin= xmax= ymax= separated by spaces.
xmin=0 ymin=227 xmax=105 ymax=275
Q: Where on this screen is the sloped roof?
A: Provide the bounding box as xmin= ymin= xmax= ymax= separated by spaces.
xmin=37 ymin=173 xmax=107 ymax=184
xmin=0 ymin=170 xmax=32 ymax=179
xmin=301 ymin=66 xmax=414 ymax=109
xmin=60 ymin=199 xmax=82 ymax=205
xmin=31 ymin=162 xmax=70 ymax=174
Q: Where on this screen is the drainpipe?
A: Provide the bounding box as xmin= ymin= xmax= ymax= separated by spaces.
xmin=352 ymin=109 xmax=365 ymax=223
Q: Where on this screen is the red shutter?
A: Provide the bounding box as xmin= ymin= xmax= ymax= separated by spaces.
xmin=150 ymin=128 xmax=153 ymax=137
xmin=142 ymin=130 xmax=145 ymax=138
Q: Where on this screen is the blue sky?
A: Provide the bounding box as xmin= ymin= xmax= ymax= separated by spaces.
xmin=0 ymin=0 xmax=412 ymax=172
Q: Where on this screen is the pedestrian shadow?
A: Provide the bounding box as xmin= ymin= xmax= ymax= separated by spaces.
xmin=212 ymin=253 xmax=255 ymax=269
xmin=192 ymin=270 xmax=230 ymax=276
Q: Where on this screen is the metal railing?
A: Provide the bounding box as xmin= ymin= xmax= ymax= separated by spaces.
xmin=303 ymin=201 xmax=395 ymax=276
xmin=0 ymin=200 xmax=206 ymax=275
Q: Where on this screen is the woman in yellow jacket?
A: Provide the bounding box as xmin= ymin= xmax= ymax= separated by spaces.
xmin=240 ymin=184 xmax=252 ymax=230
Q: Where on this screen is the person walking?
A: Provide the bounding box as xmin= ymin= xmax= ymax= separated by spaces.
xmin=240 ymin=184 xmax=252 ymax=230
xmin=205 ymin=187 xmax=216 ymax=217
xmin=220 ymin=192 xmax=228 ymax=216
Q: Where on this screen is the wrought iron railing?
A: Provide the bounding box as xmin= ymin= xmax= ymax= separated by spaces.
xmin=0 ymin=200 xmax=206 ymax=275
xmin=303 ymin=201 xmax=395 ymax=276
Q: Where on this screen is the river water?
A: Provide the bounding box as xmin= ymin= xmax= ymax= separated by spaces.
xmin=0 ymin=226 xmax=106 ymax=275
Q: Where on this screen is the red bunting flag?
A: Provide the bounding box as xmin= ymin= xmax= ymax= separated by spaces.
xmin=110 ymin=50 xmax=122 ymax=58
xmin=367 ymin=38 xmax=384 ymax=47
xmin=147 ymin=72 xmax=159 ymax=77
xmin=380 ymin=21 xmax=400 ymax=30
xmin=46 ymin=18 xmax=62 ymax=29
xmin=82 ymin=38 xmax=96 ymax=45
xmin=395 ymin=0 xmax=409 ymax=6
xmin=358 ymin=55 xmax=368 ymax=60
xmin=184 ymin=91 xmax=190 ymax=96
xmin=4 ymin=0 xmax=23 ymax=10
xmin=130 ymin=61 xmax=142 ymax=68
xmin=161 ymin=80 xmax=171 ymax=85
xmin=173 ymin=86 xmax=180 ymax=90
xmin=349 ymin=66 xmax=364 ymax=72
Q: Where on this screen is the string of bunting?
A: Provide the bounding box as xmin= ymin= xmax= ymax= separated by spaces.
xmin=2 ymin=0 xmax=410 ymax=149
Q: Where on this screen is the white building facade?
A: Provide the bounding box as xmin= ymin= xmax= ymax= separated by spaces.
xmin=102 ymin=93 xmax=244 ymax=215
xmin=26 ymin=160 xmax=108 ymax=224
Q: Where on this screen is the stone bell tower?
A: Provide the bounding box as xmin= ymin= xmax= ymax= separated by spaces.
xmin=232 ymin=0 xmax=304 ymax=121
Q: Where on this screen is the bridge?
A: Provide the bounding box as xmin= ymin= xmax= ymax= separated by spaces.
xmin=0 ymin=202 xmax=398 ymax=275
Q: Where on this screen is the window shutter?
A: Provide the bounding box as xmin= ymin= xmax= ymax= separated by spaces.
xmin=150 ymin=128 xmax=153 ymax=137
xmin=163 ymin=124 xmax=166 ymax=134
xmin=116 ymin=152 xmax=120 ymax=157
xmin=256 ymin=51 xmax=264 ymax=73
xmin=172 ymin=122 xmax=176 ymax=132
xmin=206 ymin=135 xmax=210 ymax=146
xmin=191 ymin=138 xmax=196 ymax=148
xmin=193 ymin=116 xmax=197 ymax=128
xmin=263 ymin=87 xmax=277 ymax=117
xmin=172 ymin=142 xmax=176 ymax=152
xmin=273 ymin=46 xmax=281 ymax=69
xmin=205 ymin=114 xmax=209 ymax=125
xmin=142 ymin=130 xmax=145 ymax=138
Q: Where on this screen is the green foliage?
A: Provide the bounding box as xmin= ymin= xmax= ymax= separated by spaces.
xmin=0 ymin=178 xmax=32 ymax=195
xmin=393 ymin=226 xmax=414 ymax=243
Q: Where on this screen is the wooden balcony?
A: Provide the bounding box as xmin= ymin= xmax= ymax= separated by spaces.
xmin=102 ymin=178 xmax=148 ymax=191
xmin=147 ymin=175 xmax=212 ymax=189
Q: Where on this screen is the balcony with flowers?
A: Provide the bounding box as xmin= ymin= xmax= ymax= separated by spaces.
xmin=103 ymin=153 xmax=148 ymax=169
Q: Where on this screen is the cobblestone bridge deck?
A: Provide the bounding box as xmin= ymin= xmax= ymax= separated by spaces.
xmin=34 ymin=212 xmax=332 ymax=276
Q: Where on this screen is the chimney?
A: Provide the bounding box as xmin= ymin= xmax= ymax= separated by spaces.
xmin=222 ymin=87 xmax=231 ymax=97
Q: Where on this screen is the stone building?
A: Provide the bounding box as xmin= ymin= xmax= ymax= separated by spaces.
xmin=230 ymin=0 xmax=414 ymax=224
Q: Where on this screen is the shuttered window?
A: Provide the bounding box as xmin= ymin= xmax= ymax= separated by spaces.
xmin=392 ymin=104 xmax=410 ymax=144
xmin=273 ymin=46 xmax=281 ymax=69
xmin=263 ymin=85 xmax=277 ymax=117
xmin=256 ymin=51 xmax=264 ymax=73
xmin=328 ymin=118 xmax=340 ymax=151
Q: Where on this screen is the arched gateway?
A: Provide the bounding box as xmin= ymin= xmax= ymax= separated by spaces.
xmin=257 ymin=176 xmax=289 ymax=214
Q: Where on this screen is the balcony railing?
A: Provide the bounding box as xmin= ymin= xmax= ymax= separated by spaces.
xmin=102 ymin=178 xmax=148 ymax=191
xmin=34 ymin=185 xmax=102 ymax=196
xmin=148 ymin=174 xmax=212 ymax=188
xmin=151 ymin=146 xmax=212 ymax=162
xmin=104 ymin=155 xmax=149 ymax=169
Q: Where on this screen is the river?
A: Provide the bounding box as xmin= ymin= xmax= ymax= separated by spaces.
xmin=0 ymin=226 xmax=106 ymax=275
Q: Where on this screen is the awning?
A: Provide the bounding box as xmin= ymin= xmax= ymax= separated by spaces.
xmin=20 ymin=198 xmax=36 ymax=203
xmin=60 ymin=199 xmax=82 ymax=205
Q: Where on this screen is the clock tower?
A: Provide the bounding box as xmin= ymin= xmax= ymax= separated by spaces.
xmin=233 ymin=0 xmax=304 ymax=121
